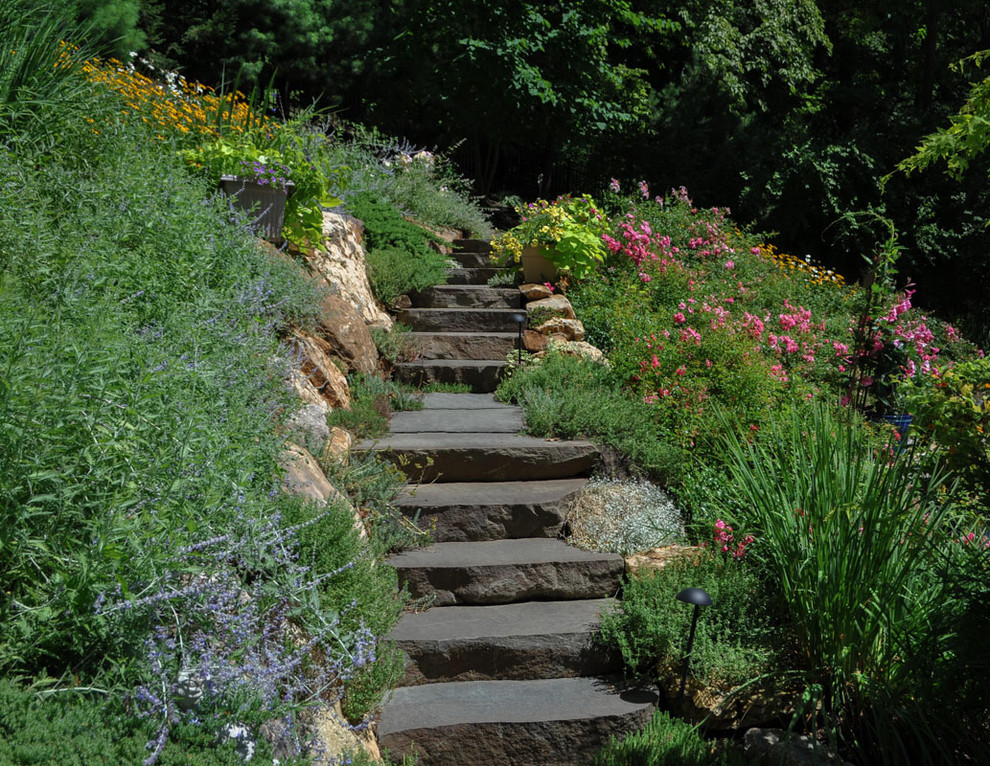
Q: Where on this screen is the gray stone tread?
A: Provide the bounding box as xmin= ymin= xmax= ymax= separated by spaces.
xmin=417 ymin=393 xmax=517 ymax=410
xmin=413 ymin=285 xmax=520 ymax=308
xmin=394 ymin=359 xmax=506 ymax=370
xmin=389 ymin=408 xmax=523 ymax=434
xmin=378 ymin=676 xmax=655 ymax=732
xmin=392 ymin=598 xmax=613 ymax=642
xmin=359 ymin=431 xmax=593 ymax=451
xmin=409 ymin=331 xmax=517 ymax=339
xmin=397 ymin=478 xmax=587 ymax=507
xmin=388 ymin=538 xmax=622 ymax=569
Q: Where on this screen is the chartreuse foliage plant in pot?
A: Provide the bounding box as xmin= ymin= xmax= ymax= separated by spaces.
xmin=492 ymin=194 xmax=609 ymax=281
xmin=180 ymin=130 xmax=342 ymax=247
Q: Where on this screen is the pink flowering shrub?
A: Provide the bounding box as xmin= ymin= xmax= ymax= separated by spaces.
xmin=702 ymin=518 xmax=755 ymax=560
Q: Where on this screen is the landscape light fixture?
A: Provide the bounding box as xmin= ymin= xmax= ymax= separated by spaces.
xmin=675 ymin=587 xmax=712 ymax=703
xmin=510 ymin=312 xmax=527 ymax=366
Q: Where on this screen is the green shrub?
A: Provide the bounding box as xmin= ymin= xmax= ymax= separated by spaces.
xmin=366 ymin=245 xmax=448 ymax=306
xmin=595 ymin=710 xmax=744 ymax=766
xmin=598 ymin=556 xmax=785 ymax=692
xmin=0 ymin=679 xmax=308 ymax=765
xmin=344 ymin=192 xmax=451 ymax=304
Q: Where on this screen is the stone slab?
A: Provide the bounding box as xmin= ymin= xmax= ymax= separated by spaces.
xmin=408 ymin=332 xmax=518 ymax=361
xmin=357 ymin=432 xmax=599 ymax=482
xmin=377 ymin=676 xmax=656 ymax=765
xmin=393 ymin=598 xmax=621 ymax=684
xmin=452 ymin=238 xmax=493 ymax=254
xmin=387 ymin=538 xmax=624 ymax=605
xmin=393 ymin=360 xmax=505 ymax=394
xmin=417 ymin=393 xmax=517 ymax=410
xmin=396 ymin=478 xmax=586 ymax=541
xmin=412 ymin=286 xmax=521 ymax=309
xmin=448 ymin=251 xmax=494 ymax=268
xmin=397 ymin=308 xmax=527 ymax=333
xmin=388 ymin=408 xmax=523 ymax=434
xmin=445 ymin=267 xmax=506 ymax=286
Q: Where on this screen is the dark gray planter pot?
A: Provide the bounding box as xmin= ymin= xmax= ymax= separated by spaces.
xmin=220 ymin=175 xmax=294 ymax=242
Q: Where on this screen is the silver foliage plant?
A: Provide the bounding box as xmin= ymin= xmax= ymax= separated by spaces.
xmin=566 ymin=478 xmax=686 ymax=555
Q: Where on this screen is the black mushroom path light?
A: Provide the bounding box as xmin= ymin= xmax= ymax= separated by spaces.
xmin=675 ymin=586 xmax=712 ymax=703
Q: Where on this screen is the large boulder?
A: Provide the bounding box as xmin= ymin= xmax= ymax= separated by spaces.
xmin=289 ymin=329 xmax=351 ymax=411
xmin=286 ymin=403 xmax=332 ymax=455
xmin=303 ymin=211 xmax=392 ymax=330
xmin=279 ymin=443 xmax=366 ymax=539
xmin=314 ymin=293 xmax=379 ymax=376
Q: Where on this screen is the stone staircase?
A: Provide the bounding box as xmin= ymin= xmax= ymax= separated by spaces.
xmin=394 ymin=239 xmax=520 ymax=394
xmin=362 ymin=240 xmax=656 ymax=765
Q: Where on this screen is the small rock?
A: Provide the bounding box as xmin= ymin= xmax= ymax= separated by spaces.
xmin=523 ymin=329 xmax=548 ymax=352
xmin=624 ymin=545 xmax=703 ymax=576
xmin=545 ymin=338 xmax=606 ymax=364
xmin=527 ymin=294 xmax=576 ymax=320
xmin=313 ymin=293 xmax=379 ymax=376
xmin=279 ymin=443 xmax=365 ymax=538
xmin=392 ymin=294 xmax=413 ymax=309
xmin=744 ymin=727 xmax=853 ymax=766
xmin=536 ymin=317 xmax=585 ymax=342
xmin=308 ymin=702 xmax=382 ymax=764
xmin=217 ymin=722 xmax=256 ymax=762
xmin=520 ymin=283 xmax=554 ymax=301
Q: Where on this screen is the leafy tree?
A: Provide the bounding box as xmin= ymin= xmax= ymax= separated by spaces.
xmin=142 ymin=0 xmax=377 ymax=107
xmin=370 ymin=0 xmax=678 ymax=194
xmin=62 ymin=0 xmax=145 ymax=55
xmin=896 ymin=50 xmax=990 ymax=180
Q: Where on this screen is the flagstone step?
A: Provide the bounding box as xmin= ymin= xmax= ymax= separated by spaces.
xmin=445 ymin=267 xmax=506 ymax=285
xmin=393 ymin=359 xmax=505 ymax=393
xmin=377 ymin=676 xmax=656 ymax=766
xmin=389 ymin=407 xmax=524 ymax=434
xmin=397 ymin=307 xmax=526 ymax=333
xmin=407 ymin=332 xmax=518 ymax=361
xmin=418 ymin=393 xmax=516 ymax=410
xmin=452 ymin=238 xmax=493 ymax=254
xmin=357 ymin=431 xmax=599 ymax=483
xmin=448 ymin=251 xmax=495 ymax=268
xmin=387 ymin=538 xmax=624 ymax=606
xmin=411 ymin=285 xmax=521 ymax=309
xmin=396 ymin=478 xmax=586 ymax=542
xmin=393 ymin=598 xmax=620 ymax=685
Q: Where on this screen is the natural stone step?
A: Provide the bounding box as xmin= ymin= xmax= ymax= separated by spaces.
xmin=389 ymin=407 xmax=524 ymax=434
xmin=397 ymin=308 xmax=526 ymax=333
xmin=446 ymin=267 xmax=506 ymax=285
xmin=448 ymin=251 xmax=494 ymax=268
xmin=393 ymin=599 xmax=621 ymax=684
xmin=408 ymin=332 xmax=518 ymax=361
xmin=377 ymin=676 xmax=656 ymax=766
xmin=411 ymin=285 xmax=521 ymax=309
xmin=393 ymin=360 xmax=505 ymax=394
xmin=452 ymin=238 xmax=493 ymax=254
xmin=387 ymin=538 xmax=624 ymax=605
xmin=396 ymin=478 xmax=586 ymax=542
xmin=418 ymin=393 xmax=516 ymax=410
xmin=356 ymin=432 xmax=599 ymax=482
